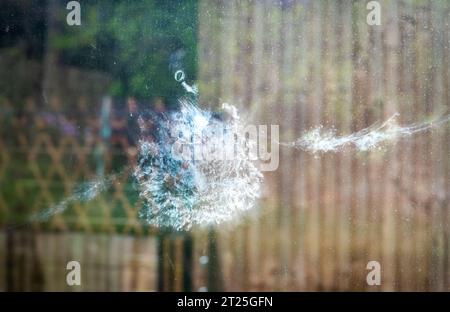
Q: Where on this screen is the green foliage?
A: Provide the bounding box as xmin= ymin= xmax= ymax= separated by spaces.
xmin=54 ymin=0 xmax=198 ymax=102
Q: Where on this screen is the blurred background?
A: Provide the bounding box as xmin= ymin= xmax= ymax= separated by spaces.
xmin=0 ymin=0 xmax=449 ymax=291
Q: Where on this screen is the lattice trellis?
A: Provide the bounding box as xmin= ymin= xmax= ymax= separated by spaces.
xmin=0 ymin=97 xmax=150 ymax=234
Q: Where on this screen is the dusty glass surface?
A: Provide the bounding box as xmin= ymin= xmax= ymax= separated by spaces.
xmin=0 ymin=0 xmax=449 ymax=291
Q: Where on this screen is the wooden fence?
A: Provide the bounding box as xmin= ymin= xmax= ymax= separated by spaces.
xmin=198 ymin=0 xmax=450 ymax=291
